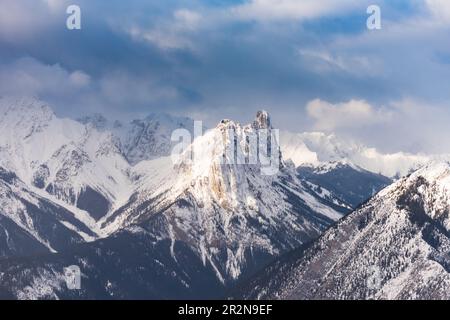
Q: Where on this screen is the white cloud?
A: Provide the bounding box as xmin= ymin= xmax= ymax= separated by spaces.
xmin=297 ymin=49 xmax=382 ymax=75
xmin=425 ymin=0 xmax=450 ymax=21
xmin=232 ymin=0 xmax=365 ymax=21
xmin=306 ymin=99 xmax=391 ymax=130
xmin=0 ymin=0 xmax=70 ymax=41
xmin=43 ymin=0 xmax=67 ymax=12
xmin=230 ymin=0 xmax=450 ymax=24
xmin=0 ymin=57 xmax=91 ymax=97
xmin=174 ymin=9 xmax=202 ymax=30
xmin=69 ymin=70 xmax=91 ymax=87
xmin=128 ymin=26 xmax=192 ymax=50
xmin=0 ymin=57 xmax=181 ymax=119
xmin=304 ymin=97 xmax=450 ymax=154
xmin=98 ymin=72 xmax=178 ymax=105
xmin=127 ymin=9 xmax=202 ymax=50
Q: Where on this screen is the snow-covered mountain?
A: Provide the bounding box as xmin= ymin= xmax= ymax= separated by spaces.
xmin=2 ymin=96 xmax=443 ymax=300
xmin=0 ymin=98 xmax=357 ymax=299
xmin=0 ymin=97 xmax=132 ymax=223
xmin=238 ymin=161 xmax=450 ymax=300
xmin=0 ymin=97 xmax=197 ymax=224
xmin=0 ymin=108 xmax=351 ymax=299
xmin=78 ymin=112 xmax=195 ymax=165
xmin=297 ymin=162 xmax=392 ymax=209
xmin=100 ymin=111 xmax=347 ymax=282
xmin=0 ymin=166 xmax=97 ymax=258
xmin=280 ymin=131 xmax=433 ymax=178
xmin=118 ymin=113 xmax=195 ymax=165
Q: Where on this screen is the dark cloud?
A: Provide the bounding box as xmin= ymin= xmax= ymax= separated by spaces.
xmin=1 ymin=0 xmax=450 ymax=153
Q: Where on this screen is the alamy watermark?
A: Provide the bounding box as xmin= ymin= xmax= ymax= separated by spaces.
xmin=367 ymin=5 xmax=382 ymax=30
xmin=66 ymin=5 xmax=81 ymax=30
xmin=65 ymin=4 xmax=381 ymax=31
xmin=171 ymin=121 xmax=280 ymax=176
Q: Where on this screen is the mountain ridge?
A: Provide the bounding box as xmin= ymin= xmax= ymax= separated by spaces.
xmin=237 ymin=161 xmax=450 ymax=300
xmin=0 ymin=99 xmax=355 ymax=299
xmin=0 ymin=96 xmax=426 ymax=300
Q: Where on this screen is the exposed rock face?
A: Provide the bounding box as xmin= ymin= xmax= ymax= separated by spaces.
xmin=0 ymin=98 xmax=406 ymax=300
xmin=252 ymin=110 xmax=271 ymax=129
xmin=0 ymin=109 xmax=349 ymax=299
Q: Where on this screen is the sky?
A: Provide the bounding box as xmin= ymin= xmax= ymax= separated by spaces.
xmin=1 ymin=0 xmax=450 ymax=154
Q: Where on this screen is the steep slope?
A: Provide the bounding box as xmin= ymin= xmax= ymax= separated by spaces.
xmin=0 ymin=167 xmax=97 ymax=258
xmin=101 ymin=112 xmax=346 ymax=282
xmin=0 ymin=112 xmax=349 ymax=299
xmin=118 ymin=113 xmax=195 ymax=165
xmin=0 ymin=228 xmax=224 ymax=300
xmin=297 ymin=162 xmax=392 ymax=209
xmin=78 ymin=112 xmax=196 ymax=165
xmin=0 ymin=97 xmax=400 ymax=238
xmin=0 ymin=97 xmax=132 ymax=222
xmin=239 ymin=161 xmax=450 ymax=300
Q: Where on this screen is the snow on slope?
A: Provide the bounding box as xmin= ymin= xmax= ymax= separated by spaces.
xmin=4 ymin=97 xmax=443 ymax=299
xmin=79 ymin=112 xmax=196 ymax=165
xmin=0 ymin=97 xmax=421 ymax=227
xmin=0 ymin=167 xmax=97 ymax=257
xmin=118 ymin=113 xmax=195 ymax=165
xmin=280 ymin=131 xmax=435 ymax=177
xmin=0 ymin=110 xmax=354 ymax=299
xmin=240 ymin=161 xmax=450 ymax=300
xmin=0 ymin=97 xmax=133 ymax=222
xmin=100 ymin=112 xmax=346 ymax=282
xmin=0 ymin=98 xmax=346 ymax=266
xmin=297 ymin=161 xmax=392 ymax=209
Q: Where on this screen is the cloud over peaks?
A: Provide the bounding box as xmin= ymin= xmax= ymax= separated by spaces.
xmin=306 ymin=99 xmax=391 ymax=131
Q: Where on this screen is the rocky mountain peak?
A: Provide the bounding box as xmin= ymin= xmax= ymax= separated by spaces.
xmin=252 ymin=110 xmax=271 ymax=129
xmin=0 ymin=96 xmax=54 ymax=126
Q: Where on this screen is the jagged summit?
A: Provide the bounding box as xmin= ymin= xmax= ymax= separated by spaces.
xmin=0 ymin=98 xmax=390 ymax=300
xmin=0 ymin=96 xmax=54 ymax=131
xmin=0 ymin=96 xmax=52 ymax=112
xmin=119 ymin=112 xmax=195 ymax=165
xmin=180 ymin=110 xmax=280 ymax=179
xmin=252 ymin=110 xmax=271 ymax=129
xmin=218 ymin=118 xmax=234 ymax=127
xmin=100 ymin=110 xmax=345 ymax=284
xmin=217 ymin=110 xmax=271 ymax=130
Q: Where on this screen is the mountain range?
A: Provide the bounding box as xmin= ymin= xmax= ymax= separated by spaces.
xmin=0 ymin=96 xmax=448 ymax=300
xmin=237 ymin=162 xmax=450 ymax=300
